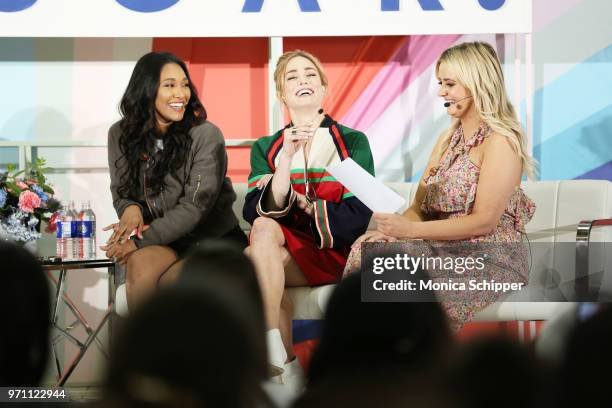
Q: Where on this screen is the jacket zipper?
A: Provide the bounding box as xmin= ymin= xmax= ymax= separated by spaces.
xmin=192 ymin=174 xmax=202 ymax=203
xmin=143 ymin=160 xmax=156 ymax=219
xmin=161 ymin=187 xmax=168 ymax=213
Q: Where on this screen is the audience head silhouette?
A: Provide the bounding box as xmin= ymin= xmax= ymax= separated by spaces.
xmin=0 ymin=241 xmax=50 ymax=386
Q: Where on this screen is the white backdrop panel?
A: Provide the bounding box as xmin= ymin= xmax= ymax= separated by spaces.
xmin=0 ymin=0 xmax=532 ymax=37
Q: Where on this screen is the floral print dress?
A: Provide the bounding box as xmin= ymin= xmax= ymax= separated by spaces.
xmin=344 ymin=124 xmax=536 ymax=328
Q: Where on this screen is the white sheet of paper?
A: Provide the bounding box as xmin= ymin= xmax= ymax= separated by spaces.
xmin=326 ymin=158 xmax=406 ymax=214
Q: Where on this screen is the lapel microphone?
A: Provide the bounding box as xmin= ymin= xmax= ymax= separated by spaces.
xmin=444 ymin=96 xmax=472 ymax=108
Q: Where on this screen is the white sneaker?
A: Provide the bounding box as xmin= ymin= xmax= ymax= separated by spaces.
xmin=266 ymin=329 xmax=287 ymax=378
xmin=281 ymin=357 xmax=305 ymax=394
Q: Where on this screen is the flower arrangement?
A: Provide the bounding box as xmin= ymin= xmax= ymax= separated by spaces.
xmin=0 ymin=159 xmax=60 ymax=243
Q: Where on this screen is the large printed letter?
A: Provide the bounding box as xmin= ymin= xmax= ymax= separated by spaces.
xmin=0 ymin=0 xmax=38 ymax=12
xmin=116 ymin=0 xmax=180 ymax=13
xmin=242 ymin=0 xmax=321 ymax=13
xmin=381 ymin=0 xmax=444 ymax=11
xmin=478 ymin=0 xmax=505 ymax=11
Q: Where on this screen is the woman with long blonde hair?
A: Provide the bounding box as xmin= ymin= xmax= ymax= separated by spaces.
xmin=345 ymin=41 xmax=537 ymax=329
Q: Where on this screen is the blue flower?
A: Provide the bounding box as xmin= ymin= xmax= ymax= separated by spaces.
xmin=31 ymin=184 xmax=48 ymax=202
xmin=0 ymin=188 xmax=7 ymax=208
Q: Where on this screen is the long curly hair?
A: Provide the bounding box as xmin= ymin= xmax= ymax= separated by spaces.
xmin=116 ymin=52 xmax=206 ymax=199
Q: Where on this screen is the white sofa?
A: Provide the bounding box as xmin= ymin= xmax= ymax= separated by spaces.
xmin=116 ymin=180 xmax=612 ymax=322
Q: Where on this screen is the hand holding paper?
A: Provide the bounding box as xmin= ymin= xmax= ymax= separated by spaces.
xmin=326 ymin=158 xmax=406 ymax=214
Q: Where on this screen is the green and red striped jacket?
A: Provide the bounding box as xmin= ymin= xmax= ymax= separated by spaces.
xmin=243 ymin=116 xmax=374 ymax=250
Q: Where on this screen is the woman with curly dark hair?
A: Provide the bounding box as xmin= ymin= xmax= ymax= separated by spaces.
xmin=102 ymin=52 xmax=246 ymax=310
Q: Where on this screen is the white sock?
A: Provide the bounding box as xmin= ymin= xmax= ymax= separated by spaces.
xmin=266 ymin=329 xmax=287 ymax=377
xmin=282 ymin=358 xmax=305 ymax=393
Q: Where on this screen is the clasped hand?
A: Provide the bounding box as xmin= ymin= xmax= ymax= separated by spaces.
xmin=101 ymin=239 xmax=137 ymax=265
xmin=100 ymin=205 xmax=147 ymax=264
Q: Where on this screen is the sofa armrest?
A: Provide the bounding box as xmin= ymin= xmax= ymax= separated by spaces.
xmin=575 ymin=218 xmax=612 ymax=300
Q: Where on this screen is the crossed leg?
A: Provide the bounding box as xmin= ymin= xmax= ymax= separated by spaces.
xmin=245 ymin=217 xmax=309 ymax=361
xmin=125 ymin=245 xmax=184 ymax=311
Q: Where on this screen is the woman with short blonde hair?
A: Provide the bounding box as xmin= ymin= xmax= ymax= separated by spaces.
xmin=243 ymin=49 xmax=374 ymax=387
xmin=273 ymin=50 xmax=329 ymax=100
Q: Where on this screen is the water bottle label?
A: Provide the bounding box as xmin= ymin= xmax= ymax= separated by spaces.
xmin=71 ymin=221 xmax=78 ymax=238
xmin=80 ymin=221 xmax=94 ymax=238
xmin=58 ymin=221 xmax=73 ymax=238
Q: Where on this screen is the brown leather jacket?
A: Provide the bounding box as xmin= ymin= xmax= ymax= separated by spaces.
xmin=108 ymin=120 xmax=239 ymax=248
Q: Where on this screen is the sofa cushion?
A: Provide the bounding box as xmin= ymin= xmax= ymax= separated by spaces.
xmin=193 ymin=180 xmax=612 ymax=322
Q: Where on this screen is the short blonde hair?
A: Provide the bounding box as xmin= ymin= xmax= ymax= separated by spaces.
xmin=274 ymin=50 xmax=328 ymax=101
xmin=436 ymin=41 xmax=537 ymax=179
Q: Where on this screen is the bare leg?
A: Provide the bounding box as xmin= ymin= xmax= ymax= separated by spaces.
xmin=246 ymin=217 xmax=289 ymax=329
xmin=246 ymin=218 xmax=309 ymax=361
xmin=279 ymin=290 xmax=295 ymax=361
xmin=158 ymin=259 xmax=185 ymax=287
xmin=125 ymin=245 xmax=178 ymax=310
xmin=280 ymin=254 xmax=309 ymax=361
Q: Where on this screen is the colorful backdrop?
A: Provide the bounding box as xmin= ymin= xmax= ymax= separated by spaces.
xmin=0 ymin=0 xmax=609 ymax=384
xmin=1 ymin=0 xmax=609 ymax=184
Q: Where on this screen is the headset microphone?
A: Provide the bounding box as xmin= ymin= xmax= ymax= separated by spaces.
xmin=443 ymin=96 xmax=472 ymax=108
